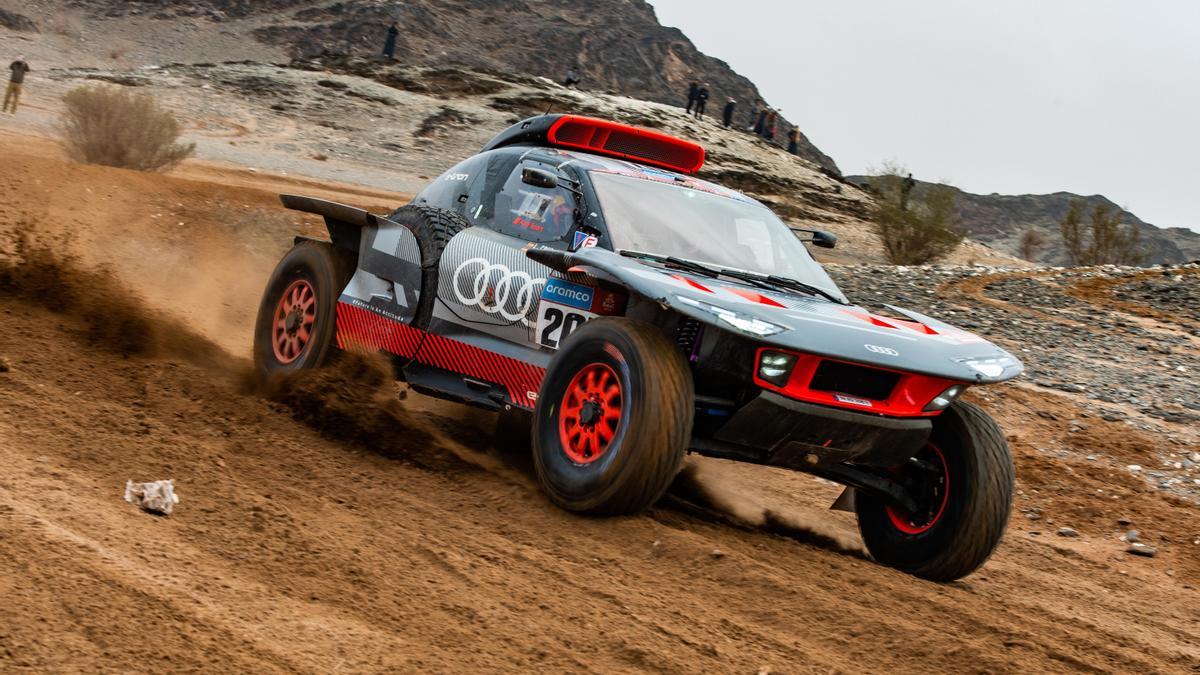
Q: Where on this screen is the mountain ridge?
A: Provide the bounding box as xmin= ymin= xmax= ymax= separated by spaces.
xmin=848 ymin=176 xmax=1200 ymax=265
xmin=56 ymin=0 xmax=839 ymax=172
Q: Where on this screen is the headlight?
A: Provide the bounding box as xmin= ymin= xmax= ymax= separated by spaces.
xmin=757 ymin=350 xmax=798 ymax=386
xmin=924 ymin=384 xmax=967 ymax=411
xmin=676 ymin=295 xmax=785 ymax=337
xmin=955 ymin=355 xmax=1018 ymax=379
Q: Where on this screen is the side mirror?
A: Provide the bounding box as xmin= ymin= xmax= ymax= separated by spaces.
xmin=522 ymin=167 xmax=559 ymax=189
xmin=810 ymin=230 xmax=837 ymax=249
xmin=792 ymin=227 xmax=837 ymax=249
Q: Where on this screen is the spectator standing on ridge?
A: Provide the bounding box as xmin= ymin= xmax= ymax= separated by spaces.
xmin=900 ymin=173 xmax=917 ymax=210
xmin=754 ymin=106 xmax=768 ymax=135
xmin=562 ymin=67 xmax=581 ymax=88
xmin=684 ymin=81 xmax=699 ymax=112
xmin=744 ymin=99 xmax=763 ymax=130
xmin=4 ymin=55 xmax=29 ymax=115
xmin=693 ymin=82 xmax=710 ymax=119
xmin=722 ymin=98 xmax=736 ymax=128
xmin=382 ymin=21 xmax=400 ymax=60
xmin=786 ymin=127 xmax=799 ymax=155
xmin=763 ymin=108 xmax=777 ymax=140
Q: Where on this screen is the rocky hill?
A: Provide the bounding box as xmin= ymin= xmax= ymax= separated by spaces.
xmin=849 ymin=177 xmax=1200 ymax=266
xmin=51 ymin=0 xmax=837 ymax=172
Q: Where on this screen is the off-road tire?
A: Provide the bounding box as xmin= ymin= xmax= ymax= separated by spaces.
xmin=855 ymin=401 xmax=1014 ymax=582
xmin=385 ymin=204 xmax=467 ymax=329
xmin=532 ymin=318 xmax=694 ymax=515
xmin=253 ymin=240 xmax=352 ymax=377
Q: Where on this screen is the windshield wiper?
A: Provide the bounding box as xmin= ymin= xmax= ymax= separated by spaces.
xmin=718 ymin=268 xmax=848 ymax=305
xmin=620 ymin=250 xmax=847 ymax=305
xmin=619 ymin=250 xmax=720 ymax=278
xmin=766 ymin=274 xmax=847 ymax=305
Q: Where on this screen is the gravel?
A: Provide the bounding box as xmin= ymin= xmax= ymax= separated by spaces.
xmin=827 ymin=263 xmax=1200 ymax=502
xmin=828 ymin=264 xmax=1200 ymax=430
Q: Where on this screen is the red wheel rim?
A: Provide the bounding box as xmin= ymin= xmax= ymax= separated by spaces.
xmin=558 ymin=363 xmax=623 ymax=464
xmin=886 ymin=443 xmax=950 ymax=535
xmin=271 ymin=279 xmax=317 ymax=364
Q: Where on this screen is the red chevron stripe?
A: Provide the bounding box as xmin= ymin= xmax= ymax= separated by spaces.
xmin=335 ymin=301 xmax=545 ymax=408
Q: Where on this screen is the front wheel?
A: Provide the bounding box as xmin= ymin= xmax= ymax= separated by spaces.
xmin=532 ymin=318 xmax=694 ymax=515
xmin=253 ymin=240 xmax=351 ymax=378
xmin=854 ymin=401 xmax=1014 ymax=582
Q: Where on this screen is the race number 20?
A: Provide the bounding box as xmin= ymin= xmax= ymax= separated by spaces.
xmin=537 ymin=305 xmax=592 ymax=349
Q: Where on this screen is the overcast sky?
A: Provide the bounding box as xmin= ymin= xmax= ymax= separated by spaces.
xmin=648 ymin=0 xmax=1200 ymax=232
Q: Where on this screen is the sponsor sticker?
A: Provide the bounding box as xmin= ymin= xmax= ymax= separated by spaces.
xmin=452 ymin=257 xmax=546 ymax=325
xmin=571 ymin=231 xmax=599 ymax=251
xmin=512 ymin=216 xmax=545 ymax=232
xmin=638 ymin=166 xmax=679 ymax=181
xmin=834 ymin=393 xmax=873 ymax=407
xmin=533 ymin=280 xmax=626 ymax=349
xmin=541 ymin=278 xmax=595 ymax=311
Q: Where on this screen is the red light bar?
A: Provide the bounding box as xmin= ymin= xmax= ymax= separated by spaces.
xmin=547 ymin=115 xmax=706 ymax=175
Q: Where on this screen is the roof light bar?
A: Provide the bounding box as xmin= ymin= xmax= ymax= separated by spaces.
xmin=547 ymin=115 xmax=706 ymax=175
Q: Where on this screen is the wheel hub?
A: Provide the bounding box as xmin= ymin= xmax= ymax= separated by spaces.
xmin=578 ymin=400 xmax=602 ymax=426
xmin=271 ymin=279 xmax=317 ymax=365
xmin=885 ymin=443 xmax=950 ymax=535
xmin=558 ymin=363 xmax=623 ymax=464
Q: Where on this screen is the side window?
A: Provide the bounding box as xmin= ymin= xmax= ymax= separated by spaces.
xmin=488 ymin=161 xmax=579 ymax=243
xmin=415 ymin=155 xmax=486 ymax=215
xmin=462 ymin=152 xmax=519 ymax=228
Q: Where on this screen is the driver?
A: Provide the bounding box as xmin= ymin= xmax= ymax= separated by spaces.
xmin=548 ymin=194 xmax=574 ymax=233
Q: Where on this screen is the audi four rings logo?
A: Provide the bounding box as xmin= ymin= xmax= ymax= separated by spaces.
xmin=453 ymin=257 xmax=546 ymax=324
xmin=864 ymin=344 xmax=900 ymax=356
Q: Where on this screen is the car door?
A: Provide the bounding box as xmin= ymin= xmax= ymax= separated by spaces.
xmin=426 ymin=153 xmax=576 ymax=352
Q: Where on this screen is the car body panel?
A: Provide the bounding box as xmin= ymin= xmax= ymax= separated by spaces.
xmin=435 ymin=227 xmax=553 ymax=342
xmin=527 ymin=245 xmax=1022 ymax=384
xmin=285 ymin=115 xmax=1022 ymax=422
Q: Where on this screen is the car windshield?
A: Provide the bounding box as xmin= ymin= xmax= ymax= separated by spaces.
xmin=590 ymin=171 xmax=845 ymax=299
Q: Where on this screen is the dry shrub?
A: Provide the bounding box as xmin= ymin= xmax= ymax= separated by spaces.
xmin=59 ymin=85 xmax=195 ymax=171
xmin=1060 ymin=198 xmax=1146 ymax=266
xmin=867 ymin=164 xmax=963 ymax=265
xmin=1018 ymin=228 xmax=1047 ymax=261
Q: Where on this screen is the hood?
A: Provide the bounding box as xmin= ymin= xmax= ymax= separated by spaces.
xmin=529 ymin=247 xmax=1023 ymax=384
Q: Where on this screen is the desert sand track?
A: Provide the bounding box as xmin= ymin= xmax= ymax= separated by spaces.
xmin=1 ymin=136 xmax=1197 ymax=673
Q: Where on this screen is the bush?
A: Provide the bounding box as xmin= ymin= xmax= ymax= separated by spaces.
xmin=58 ymin=85 xmax=195 ymax=171
xmin=1017 ymin=228 xmax=1046 ymax=261
xmin=1059 ymin=198 xmax=1146 ymax=266
xmin=868 ymin=165 xmax=963 ymax=265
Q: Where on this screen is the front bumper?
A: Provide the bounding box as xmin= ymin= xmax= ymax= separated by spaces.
xmin=699 ymin=391 xmax=931 ymax=469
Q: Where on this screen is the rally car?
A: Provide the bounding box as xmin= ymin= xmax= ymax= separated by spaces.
xmin=254 ymin=114 xmax=1022 ymax=581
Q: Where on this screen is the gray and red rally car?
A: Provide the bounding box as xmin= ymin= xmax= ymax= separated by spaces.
xmin=255 ymin=114 xmax=1022 ymax=581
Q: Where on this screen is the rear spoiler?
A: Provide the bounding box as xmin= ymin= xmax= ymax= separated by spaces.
xmin=280 ymin=194 xmax=393 ymax=252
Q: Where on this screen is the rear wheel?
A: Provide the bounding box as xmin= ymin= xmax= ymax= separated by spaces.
xmin=854 ymin=401 xmax=1014 ymax=581
xmin=253 ymin=240 xmax=351 ymax=377
xmin=533 ymin=318 xmax=693 ymax=515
